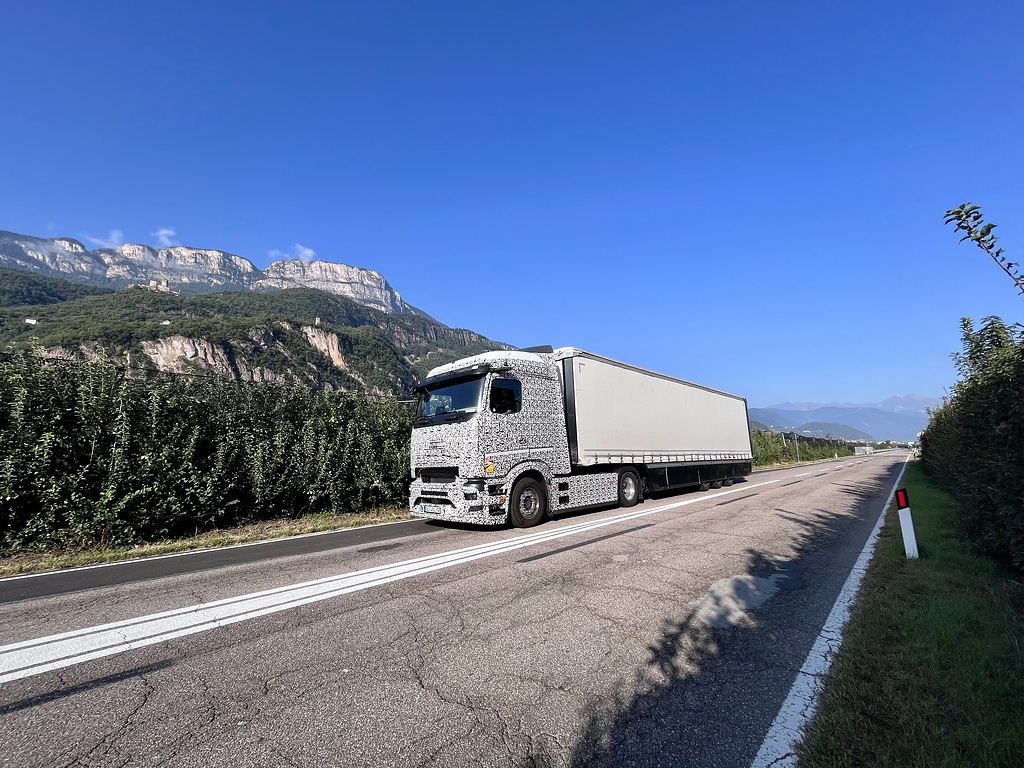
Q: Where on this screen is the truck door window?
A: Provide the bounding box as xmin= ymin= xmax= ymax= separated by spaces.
xmin=489 ymin=380 xmax=522 ymax=414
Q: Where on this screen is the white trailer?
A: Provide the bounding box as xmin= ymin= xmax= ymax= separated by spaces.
xmin=409 ymin=347 xmax=752 ymax=527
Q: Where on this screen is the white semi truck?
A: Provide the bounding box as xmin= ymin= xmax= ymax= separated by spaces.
xmin=409 ymin=347 xmax=753 ymax=527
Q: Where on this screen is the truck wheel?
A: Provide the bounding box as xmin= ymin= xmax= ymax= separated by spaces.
xmin=711 ymin=480 xmax=723 ymax=489
xmin=618 ymin=470 xmax=640 ymax=508
xmin=698 ymin=481 xmax=711 ymax=492
xmin=722 ymin=478 xmax=734 ymax=487
xmin=510 ymin=477 xmax=546 ymax=528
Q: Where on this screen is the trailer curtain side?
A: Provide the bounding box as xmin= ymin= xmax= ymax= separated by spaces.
xmin=557 ymin=350 xmax=753 ymax=467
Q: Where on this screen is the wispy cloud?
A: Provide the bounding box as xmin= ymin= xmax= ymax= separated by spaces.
xmin=84 ymin=229 xmax=125 ymax=249
xmin=269 ymin=243 xmax=317 ymax=263
xmin=152 ymin=227 xmax=178 ymax=247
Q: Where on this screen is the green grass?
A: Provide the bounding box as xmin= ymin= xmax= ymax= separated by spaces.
xmin=797 ymin=462 xmax=1024 ymax=767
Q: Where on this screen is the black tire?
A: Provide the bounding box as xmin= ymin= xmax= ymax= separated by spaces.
xmin=618 ymin=469 xmax=641 ymax=508
xmin=722 ymin=478 xmax=734 ymax=487
xmin=711 ymin=480 xmax=724 ymax=489
xmin=509 ymin=477 xmax=546 ymax=528
xmin=698 ymin=481 xmax=711 ymax=492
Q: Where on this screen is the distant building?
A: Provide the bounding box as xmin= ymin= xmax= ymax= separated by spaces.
xmin=128 ymin=279 xmax=179 ymax=294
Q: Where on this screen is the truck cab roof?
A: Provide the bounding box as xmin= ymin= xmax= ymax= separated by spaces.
xmin=423 ymin=350 xmax=550 ymax=380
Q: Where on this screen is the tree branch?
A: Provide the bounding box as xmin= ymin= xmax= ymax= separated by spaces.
xmin=944 ymin=202 xmax=1024 ymax=295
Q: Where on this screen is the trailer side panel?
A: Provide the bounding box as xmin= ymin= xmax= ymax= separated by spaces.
xmin=559 ymin=350 xmax=753 ymax=467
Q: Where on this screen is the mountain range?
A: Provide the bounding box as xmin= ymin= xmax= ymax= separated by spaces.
xmin=0 ymin=265 xmax=505 ymax=394
xmin=748 ymin=399 xmax=939 ymax=443
xmin=763 ymin=396 xmax=939 ymax=415
xmin=1 ymin=228 xmax=938 ymax=437
xmin=0 ymin=230 xmax=419 ymax=315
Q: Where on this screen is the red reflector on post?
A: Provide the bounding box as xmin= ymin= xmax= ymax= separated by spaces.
xmin=895 ymin=488 xmax=910 ymax=510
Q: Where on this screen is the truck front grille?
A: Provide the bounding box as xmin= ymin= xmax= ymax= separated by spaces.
xmin=419 ymin=467 xmax=458 ymax=484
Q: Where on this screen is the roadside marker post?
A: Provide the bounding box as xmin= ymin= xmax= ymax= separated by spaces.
xmin=895 ymin=488 xmax=919 ymax=559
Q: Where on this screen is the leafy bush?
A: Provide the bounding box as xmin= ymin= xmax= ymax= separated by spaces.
xmin=920 ymin=317 xmax=1024 ymax=573
xmin=752 ymin=430 xmax=852 ymax=465
xmin=0 ymin=350 xmax=413 ymax=552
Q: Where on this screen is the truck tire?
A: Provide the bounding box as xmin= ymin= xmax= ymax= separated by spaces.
xmin=618 ymin=469 xmax=640 ymax=508
xmin=509 ymin=477 xmax=546 ymax=528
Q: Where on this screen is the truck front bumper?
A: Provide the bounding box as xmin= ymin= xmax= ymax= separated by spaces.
xmin=409 ymin=477 xmax=509 ymax=525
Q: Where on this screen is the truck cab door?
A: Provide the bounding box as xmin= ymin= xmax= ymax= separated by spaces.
xmin=480 ymin=377 xmax=532 ymax=479
xmin=483 ymin=373 xmax=571 ymax=477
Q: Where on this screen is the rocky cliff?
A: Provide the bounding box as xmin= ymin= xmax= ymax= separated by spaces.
xmin=259 ymin=260 xmax=409 ymax=313
xmin=0 ymin=230 xmax=418 ymax=315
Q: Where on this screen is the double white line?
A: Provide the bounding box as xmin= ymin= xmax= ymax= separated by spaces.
xmin=0 ymin=478 xmax=781 ymax=685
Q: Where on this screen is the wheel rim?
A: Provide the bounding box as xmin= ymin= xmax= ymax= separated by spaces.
xmin=518 ymin=488 xmax=539 ymax=520
xmin=622 ymin=475 xmax=637 ymax=502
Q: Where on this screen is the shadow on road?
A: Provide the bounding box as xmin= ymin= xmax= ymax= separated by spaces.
xmin=555 ymin=470 xmax=897 ymax=768
xmin=0 ymin=659 xmax=176 ymax=716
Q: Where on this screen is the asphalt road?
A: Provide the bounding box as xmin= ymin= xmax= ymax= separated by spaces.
xmin=0 ymin=453 xmax=907 ymax=768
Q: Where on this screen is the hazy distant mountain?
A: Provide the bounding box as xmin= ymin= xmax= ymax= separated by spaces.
xmin=766 ymin=396 xmax=940 ymax=416
xmin=749 ymin=404 xmax=929 ymax=442
xmin=875 ymin=395 xmax=942 ymax=414
xmin=794 ymin=422 xmax=875 ymax=441
xmin=0 ymin=229 xmax=424 ymax=316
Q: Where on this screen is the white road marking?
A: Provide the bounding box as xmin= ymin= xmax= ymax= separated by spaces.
xmin=0 ymin=478 xmax=783 ymax=684
xmin=795 ymin=472 xmax=811 ymax=477
xmin=750 ymin=455 xmax=910 ymax=768
xmin=0 ymin=519 xmax=419 ymax=584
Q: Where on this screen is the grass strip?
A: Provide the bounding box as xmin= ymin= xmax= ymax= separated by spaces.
xmin=796 ymin=462 xmax=1024 ymax=767
xmin=0 ymin=508 xmax=413 ymax=578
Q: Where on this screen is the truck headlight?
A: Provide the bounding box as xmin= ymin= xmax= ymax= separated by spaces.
xmin=463 ymin=479 xmax=485 ymax=500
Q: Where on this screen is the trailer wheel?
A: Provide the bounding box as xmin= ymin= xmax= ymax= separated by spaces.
xmin=722 ymin=478 xmax=734 ymax=487
xmin=618 ymin=470 xmax=640 ymax=508
xmin=510 ymin=477 xmax=546 ymax=528
xmin=711 ymin=480 xmax=723 ymax=489
xmin=698 ymin=481 xmax=711 ymax=492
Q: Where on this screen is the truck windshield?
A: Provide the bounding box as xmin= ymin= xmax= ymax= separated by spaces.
xmin=416 ymin=374 xmax=484 ymax=421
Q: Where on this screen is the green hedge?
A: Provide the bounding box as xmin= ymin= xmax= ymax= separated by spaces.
xmin=2 ymin=348 xmax=873 ymax=554
xmin=752 ymin=430 xmax=853 ymax=465
xmin=0 ymin=351 xmax=412 ymax=553
xmin=920 ymin=317 xmax=1024 ymax=574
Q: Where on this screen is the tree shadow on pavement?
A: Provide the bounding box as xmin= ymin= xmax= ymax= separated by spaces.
xmin=557 ymin=471 xmax=897 ymax=768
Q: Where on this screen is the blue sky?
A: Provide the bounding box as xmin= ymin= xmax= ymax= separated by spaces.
xmin=3 ymin=1 xmax=1023 ymax=407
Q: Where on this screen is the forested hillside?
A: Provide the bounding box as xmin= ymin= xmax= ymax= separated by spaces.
xmin=0 ymin=271 xmax=506 ymax=393
xmin=0 ymin=267 xmax=114 ymax=306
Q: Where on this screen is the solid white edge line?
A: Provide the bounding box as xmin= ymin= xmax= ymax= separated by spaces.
xmin=749 ymin=454 xmax=911 ymax=768
xmin=2 ymin=462 xmax=810 ymax=584
xmin=1 ymin=478 xmax=786 ymax=684
xmin=0 ymin=518 xmax=423 ymax=583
